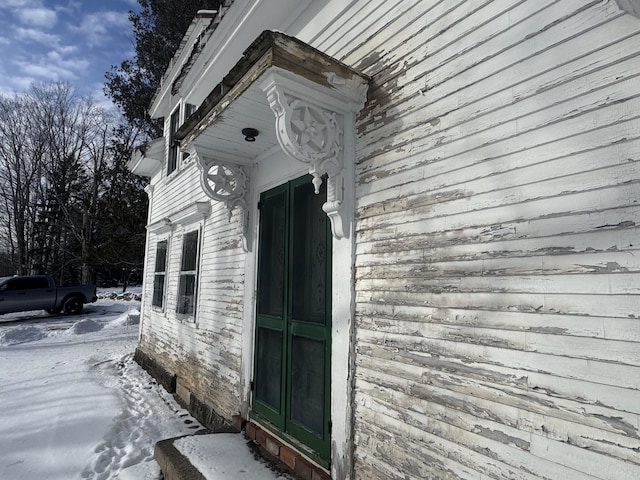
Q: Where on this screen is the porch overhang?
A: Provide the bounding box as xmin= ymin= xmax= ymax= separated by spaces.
xmin=129 ymin=137 xmax=164 ymax=177
xmin=175 ymin=30 xmax=369 ymax=247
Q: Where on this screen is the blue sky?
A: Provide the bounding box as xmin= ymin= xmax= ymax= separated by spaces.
xmin=0 ymin=0 xmax=139 ymax=107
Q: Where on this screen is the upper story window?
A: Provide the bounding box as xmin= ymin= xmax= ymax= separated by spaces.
xmin=168 ymin=106 xmax=180 ymax=175
xmin=185 ymin=103 xmax=197 ymax=119
xmin=167 ymin=103 xmax=199 ymax=175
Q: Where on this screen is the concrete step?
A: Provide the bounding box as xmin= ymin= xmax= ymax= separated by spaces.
xmin=155 ymin=436 xmax=207 ymax=480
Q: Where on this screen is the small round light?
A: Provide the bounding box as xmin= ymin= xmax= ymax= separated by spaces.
xmin=242 ymin=128 xmax=259 ymax=142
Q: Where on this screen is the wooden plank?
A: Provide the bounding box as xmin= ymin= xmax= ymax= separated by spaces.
xmin=358 ymin=104 xmax=640 ymax=204
xmin=356 ymin=185 xmax=639 ymax=242
xmin=357 ymin=341 xmax=640 ymax=423
xmin=530 ymin=435 xmax=640 ymax=479
xmin=356 ymin=303 xmax=640 ymax=343
xmin=356 ymin=271 xmax=640 ymax=295
xmin=356 ymin=369 xmax=640 ymax=466
xmin=355 ymin=386 xmax=604 ymax=480
xmin=357 ymin=312 xmax=640 ymax=365
xmin=357 ymin=328 xmax=640 ymax=389
xmin=356 ymin=289 xmax=640 ymax=319
xmin=355 ymin=223 xmax=640 ymax=262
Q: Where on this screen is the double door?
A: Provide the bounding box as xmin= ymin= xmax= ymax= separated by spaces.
xmin=253 ymin=175 xmax=331 ymax=463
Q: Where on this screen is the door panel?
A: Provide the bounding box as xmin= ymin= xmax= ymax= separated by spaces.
xmin=257 ymin=188 xmax=287 ymax=318
xmin=253 ymin=175 xmax=331 ymax=463
xmin=291 ymin=179 xmax=328 ymax=324
xmin=255 ymin=326 xmax=284 ymax=413
xmin=254 ymin=185 xmax=288 ymax=428
xmin=289 ymin=334 xmax=325 ymax=435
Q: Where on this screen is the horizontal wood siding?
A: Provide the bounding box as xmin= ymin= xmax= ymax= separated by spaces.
xmin=314 ymin=0 xmax=640 ymax=478
xmin=139 ymin=155 xmax=246 ymax=420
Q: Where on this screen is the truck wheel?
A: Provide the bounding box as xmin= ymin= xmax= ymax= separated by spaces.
xmin=47 ymin=308 xmax=62 ymax=314
xmin=63 ymin=296 xmax=84 ymax=315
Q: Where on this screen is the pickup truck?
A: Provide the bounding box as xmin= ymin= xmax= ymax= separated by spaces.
xmin=0 ymin=275 xmax=97 ymax=315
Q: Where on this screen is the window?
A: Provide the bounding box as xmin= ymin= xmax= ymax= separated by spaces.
xmin=185 ymin=103 xmax=197 ymax=119
xmin=152 ymin=240 xmax=167 ymax=308
xmin=168 ymin=107 xmax=180 ymax=175
xmin=177 ymin=230 xmax=199 ymax=315
xmin=2 ymin=277 xmax=49 ymax=290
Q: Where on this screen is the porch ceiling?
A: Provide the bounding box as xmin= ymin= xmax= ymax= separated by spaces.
xmin=179 ymin=84 xmax=279 ymax=164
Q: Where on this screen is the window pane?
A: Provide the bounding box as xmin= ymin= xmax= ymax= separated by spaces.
xmin=152 ymin=275 xmax=165 ymax=307
xmin=258 ymin=191 xmax=286 ymax=317
xmin=292 ymin=180 xmax=327 ymax=324
xmin=290 ymin=335 xmax=325 ymax=435
xmin=155 ymin=241 xmax=167 ymax=272
xmin=177 ymin=274 xmax=195 ymax=314
xmin=185 ymin=103 xmax=197 ymax=118
xmin=168 ymin=107 xmax=180 ymax=174
xmin=255 ymin=327 xmax=282 ymax=411
xmin=181 ymin=231 xmax=199 ymax=272
xmin=24 ymin=278 xmax=49 ymax=289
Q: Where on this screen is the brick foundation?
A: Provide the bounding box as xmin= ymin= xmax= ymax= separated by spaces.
xmin=236 ymin=416 xmax=331 ymax=480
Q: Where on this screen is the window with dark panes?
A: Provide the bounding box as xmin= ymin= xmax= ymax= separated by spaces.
xmin=168 ymin=107 xmax=180 ymax=175
xmin=177 ymin=230 xmax=199 ymax=315
xmin=152 ymin=240 xmax=167 ymax=308
xmin=185 ymin=103 xmax=197 ymax=119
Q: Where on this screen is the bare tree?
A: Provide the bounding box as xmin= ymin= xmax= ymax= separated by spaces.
xmin=0 ymin=93 xmax=47 ymax=275
xmin=0 ymin=82 xmax=135 ymax=284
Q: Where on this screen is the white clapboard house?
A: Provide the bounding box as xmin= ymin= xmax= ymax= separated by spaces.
xmin=129 ymin=1 xmax=640 ymax=478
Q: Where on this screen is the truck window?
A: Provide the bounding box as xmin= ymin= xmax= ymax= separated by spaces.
xmin=27 ymin=278 xmax=49 ymax=289
xmin=2 ymin=277 xmax=49 ymax=290
xmin=5 ymin=279 xmax=23 ymax=290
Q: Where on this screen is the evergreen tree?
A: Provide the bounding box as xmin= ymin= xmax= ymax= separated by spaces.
xmin=105 ymin=0 xmax=223 ymax=137
xmin=93 ymin=125 xmax=149 ymax=286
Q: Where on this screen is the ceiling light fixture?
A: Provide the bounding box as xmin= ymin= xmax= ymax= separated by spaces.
xmin=241 ymin=127 xmax=259 ymax=142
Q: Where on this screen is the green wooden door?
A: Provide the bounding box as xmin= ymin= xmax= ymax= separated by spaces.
xmin=253 ymin=175 xmax=332 ymax=463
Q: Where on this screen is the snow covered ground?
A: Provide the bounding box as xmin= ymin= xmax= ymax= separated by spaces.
xmin=0 ymin=289 xmax=293 ymax=480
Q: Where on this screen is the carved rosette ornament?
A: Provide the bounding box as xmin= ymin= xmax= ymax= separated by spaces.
xmin=262 ymin=79 xmax=348 ymax=238
xmin=196 ymin=153 xmax=250 ymax=251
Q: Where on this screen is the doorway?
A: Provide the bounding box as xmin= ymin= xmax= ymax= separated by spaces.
xmin=252 ymin=174 xmax=331 ymax=462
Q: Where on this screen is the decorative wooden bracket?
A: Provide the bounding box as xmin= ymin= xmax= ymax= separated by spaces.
xmin=195 ymin=152 xmax=251 ymax=251
xmin=260 ymin=70 xmax=360 ymax=239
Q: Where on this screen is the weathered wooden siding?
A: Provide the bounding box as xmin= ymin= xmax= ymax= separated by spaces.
xmin=312 ymin=0 xmax=640 ymax=478
xmin=139 ymin=154 xmax=246 ymax=421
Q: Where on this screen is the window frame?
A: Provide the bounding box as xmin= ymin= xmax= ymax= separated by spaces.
xmin=151 ymin=239 xmax=168 ymax=310
xmin=167 ymin=106 xmax=181 ymax=176
xmin=176 ymin=228 xmax=201 ymax=319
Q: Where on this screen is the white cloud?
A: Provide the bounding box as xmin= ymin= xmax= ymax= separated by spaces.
xmin=54 ymin=1 xmax=81 ymax=16
xmin=14 ymin=49 xmax=90 ymax=84
xmin=17 ymin=62 xmax=75 ymax=82
xmin=46 ymin=50 xmax=89 ymax=70
xmin=0 ymin=0 xmax=41 ymax=8
xmin=0 ymin=75 xmax=36 ymax=94
xmin=15 ymin=7 xmax=57 ymax=28
xmin=15 ymin=27 xmax=61 ymax=46
xmin=57 ymin=45 xmax=78 ymax=55
xmin=72 ymin=10 xmax=130 ymax=47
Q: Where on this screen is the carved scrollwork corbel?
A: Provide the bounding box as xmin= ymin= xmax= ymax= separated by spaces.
xmin=195 ymin=153 xmax=250 ymax=251
xmin=262 ymin=79 xmax=347 ymax=238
